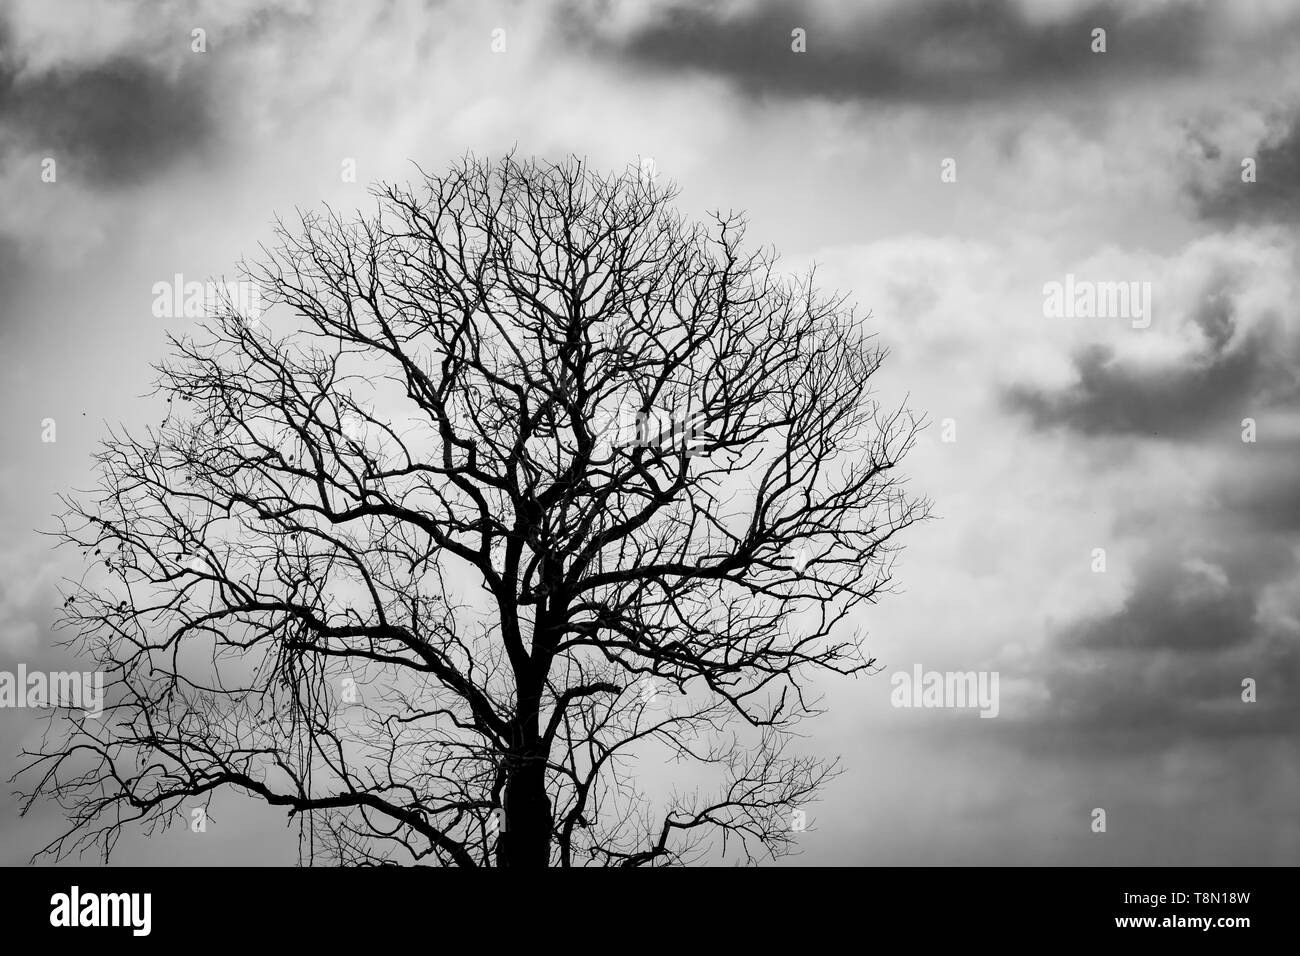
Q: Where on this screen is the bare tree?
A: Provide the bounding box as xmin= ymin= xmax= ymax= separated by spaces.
xmin=18 ymin=154 xmax=927 ymax=867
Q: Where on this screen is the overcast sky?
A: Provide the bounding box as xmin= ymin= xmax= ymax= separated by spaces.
xmin=2 ymin=0 xmax=1298 ymax=865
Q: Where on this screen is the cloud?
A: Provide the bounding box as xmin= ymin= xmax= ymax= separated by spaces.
xmin=1004 ymin=338 xmax=1265 ymax=440
xmin=1219 ymin=438 xmax=1300 ymax=531
xmin=992 ymin=226 xmax=1300 ymax=755
xmin=1006 ymin=537 xmax=1300 ymax=756
xmin=1188 ymin=110 xmax=1300 ymax=224
xmin=1064 ymin=546 xmax=1288 ymax=654
xmin=569 ymin=0 xmax=1218 ymax=105
xmin=0 ymin=51 xmax=215 ymax=188
xmin=1004 ymin=241 xmax=1300 ymax=440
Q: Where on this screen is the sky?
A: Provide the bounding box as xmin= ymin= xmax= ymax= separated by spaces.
xmin=1 ymin=0 xmax=1298 ymax=865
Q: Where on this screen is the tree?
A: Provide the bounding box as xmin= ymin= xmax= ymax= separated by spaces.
xmin=19 ymin=154 xmax=927 ymax=867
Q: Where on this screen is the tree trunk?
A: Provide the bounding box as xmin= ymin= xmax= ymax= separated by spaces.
xmin=496 ymin=756 xmax=551 ymax=866
xmin=496 ymin=583 xmax=556 ymax=867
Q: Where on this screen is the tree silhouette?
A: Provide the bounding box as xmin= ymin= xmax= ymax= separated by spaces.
xmin=19 ymin=154 xmax=927 ymax=866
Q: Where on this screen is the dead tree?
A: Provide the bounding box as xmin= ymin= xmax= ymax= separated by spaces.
xmin=19 ymin=154 xmax=928 ymax=866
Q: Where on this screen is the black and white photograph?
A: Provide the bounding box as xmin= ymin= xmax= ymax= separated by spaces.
xmin=0 ymin=0 xmax=1294 ymax=939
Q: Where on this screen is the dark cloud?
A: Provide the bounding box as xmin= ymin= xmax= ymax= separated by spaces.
xmin=1008 ymin=540 xmax=1300 ymax=756
xmin=1064 ymin=545 xmax=1288 ymax=654
xmin=0 ymin=49 xmax=214 ymax=188
xmin=1188 ymin=112 xmax=1300 ymax=223
xmin=1002 ymin=272 xmax=1300 ymax=757
xmin=569 ymin=0 xmax=1211 ymax=104
xmin=1003 ymin=292 xmax=1300 ymax=439
xmin=1014 ymin=644 xmax=1299 ymax=756
xmin=1219 ymin=441 xmax=1300 ymax=531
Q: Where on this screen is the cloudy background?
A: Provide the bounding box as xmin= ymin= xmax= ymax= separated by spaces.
xmin=2 ymin=0 xmax=1298 ymax=865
